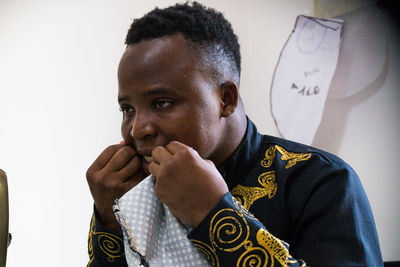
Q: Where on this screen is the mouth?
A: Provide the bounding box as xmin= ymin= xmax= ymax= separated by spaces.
xmin=143 ymin=155 xmax=153 ymax=164
xmin=141 ymin=154 xmax=153 ymax=175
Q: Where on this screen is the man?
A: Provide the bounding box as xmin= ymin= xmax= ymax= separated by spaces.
xmin=86 ymin=2 xmax=383 ymax=266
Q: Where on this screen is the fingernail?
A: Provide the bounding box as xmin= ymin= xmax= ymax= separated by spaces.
xmin=120 ymin=140 xmax=126 ymax=145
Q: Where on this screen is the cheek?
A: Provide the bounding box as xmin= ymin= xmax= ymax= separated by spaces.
xmin=121 ymin=120 xmax=131 ymax=141
xmin=176 ymin=115 xmax=219 ymax=156
xmin=160 ymin=117 xmax=198 ymax=145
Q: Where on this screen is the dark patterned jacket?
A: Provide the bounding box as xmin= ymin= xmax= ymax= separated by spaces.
xmin=88 ymin=118 xmax=383 ymax=266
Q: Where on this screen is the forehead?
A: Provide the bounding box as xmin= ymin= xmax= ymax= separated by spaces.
xmin=118 ymin=34 xmax=201 ymax=88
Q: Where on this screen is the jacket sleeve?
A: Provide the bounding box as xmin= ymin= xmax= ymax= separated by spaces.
xmin=285 ymin=161 xmax=383 ymax=267
xmin=188 ymin=160 xmax=383 ymax=267
xmin=87 ymin=213 xmax=128 ymax=267
xmin=188 ymin=193 xmax=306 ymax=267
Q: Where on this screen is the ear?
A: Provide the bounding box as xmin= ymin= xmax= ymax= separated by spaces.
xmin=219 ymin=81 xmax=239 ymax=117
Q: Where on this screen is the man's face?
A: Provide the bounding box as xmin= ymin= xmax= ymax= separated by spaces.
xmin=118 ymin=34 xmax=225 ymax=174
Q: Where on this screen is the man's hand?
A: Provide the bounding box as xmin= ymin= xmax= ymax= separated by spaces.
xmin=149 ymin=141 xmax=229 ymax=227
xmin=86 ymin=144 xmax=146 ymax=232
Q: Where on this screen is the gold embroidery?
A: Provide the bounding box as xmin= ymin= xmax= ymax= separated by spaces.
xmin=87 ymin=214 xmax=124 ymax=264
xmin=258 ymin=171 xmax=278 ymax=199
xmin=190 ymin=144 xmax=311 ymax=266
xmin=190 ymin=239 xmax=220 ymax=267
xmin=209 ymin=208 xmax=250 ymax=252
xmin=256 ymin=228 xmax=290 ymax=266
xmin=192 ymin=199 xmax=303 ymax=266
xmin=275 ymin=145 xmax=311 ymax=169
xmin=260 ymin=145 xmax=311 ymax=169
xmin=87 ymin=215 xmax=95 ymax=267
xmin=232 ymin=196 xmax=257 ymax=221
xmin=231 ymin=171 xmax=277 ymax=210
xmin=260 ymin=146 xmax=276 ymax=168
xmin=97 ymin=233 xmax=124 ymax=262
xmin=237 ymin=246 xmax=269 ymax=267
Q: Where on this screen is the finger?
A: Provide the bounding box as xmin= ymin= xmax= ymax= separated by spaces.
xmin=165 ymin=141 xmax=191 ymax=154
xmin=117 ymin=155 xmax=142 ymax=180
xmin=105 ymin=146 xmax=137 ymax=171
xmin=152 ymin=146 xmax=172 ymax=164
xmin=119 ymin=179 xmax=141 ymax=197
xmin=205 ymin=159 xmax=216 ymax=167
xmin=148 ymin=161 xmax=160 ymax=177
xmin=121 ymin=169 xmax=147 ymax=193
xmin=90 ymin=144 xmax=125 ymax=171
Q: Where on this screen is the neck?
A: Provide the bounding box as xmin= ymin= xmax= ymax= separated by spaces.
xmin=214 ymin=103 xmax=247 ymax=167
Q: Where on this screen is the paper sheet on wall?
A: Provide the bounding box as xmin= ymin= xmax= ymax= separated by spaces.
xmin=270 ymin=15 xmax=343 ymax=145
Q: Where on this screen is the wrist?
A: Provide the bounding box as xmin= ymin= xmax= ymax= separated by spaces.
xmin=94 ymin=204 xmax=121 ymax=233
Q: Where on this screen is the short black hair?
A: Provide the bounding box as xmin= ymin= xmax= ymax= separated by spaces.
xmin=125 ymin=1 xmax=241 ymax=84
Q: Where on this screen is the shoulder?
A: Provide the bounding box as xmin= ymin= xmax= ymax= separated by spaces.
xmin=259 ymin=134 xmax=354 ymax=174
xmin=254 ymin=135 xmax=361 ymax=203
xmin=254 ymin=135 xmax=370 ymax=223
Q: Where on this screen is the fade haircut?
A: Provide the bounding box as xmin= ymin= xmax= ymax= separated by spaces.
xmin=125 ymin=1 xmax=241 ymax=85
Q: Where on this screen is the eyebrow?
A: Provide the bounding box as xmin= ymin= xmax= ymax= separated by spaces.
xmin=118 ymin=87 xmax=179 ymax=103
xmin=144 ymin=87 xmax=178 ymax=97
xmin=118 ymin=96 xmax=129 ymax=103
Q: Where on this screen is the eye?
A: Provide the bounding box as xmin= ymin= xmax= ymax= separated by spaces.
xmin=119 ymin=105 xmax=135 ymax=114
xmin=154 ymin=100 xmax=171 ymax=109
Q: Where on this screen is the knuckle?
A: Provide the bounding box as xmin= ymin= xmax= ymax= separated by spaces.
xmin=208 ymin=160 xmax=216 ymax=168
xmin=86 ymin=168 xmax=101 ymax=183
xmin=120 ymin=146 xmax=135 ymax=157
xmin=152 ymin=146 xmax=163 ymax=155
xmin=86 ymin=168 xmax=94 ymax=180
xmin=104 ymin=144 xmax=121 ymax=154
xmin=177 ymin=147 xmax=196 ymax=161
xmin=131 ymin=155 xmax=141 ymax=166
xmin=183 ymin=146 xmax=193 ymax=155
xmin=92 ymin=169 xmax=115 ymax=187
xmin=122 ymin=157 xmax=141 ymax=174
xmin=168 ymin=140 xmax=179 ymax=146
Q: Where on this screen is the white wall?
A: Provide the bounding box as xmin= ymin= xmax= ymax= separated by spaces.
xmin=312 ymin=4 xmax=400 ymax=261
xmin=0 ymin=1 xmax=397 ymax=266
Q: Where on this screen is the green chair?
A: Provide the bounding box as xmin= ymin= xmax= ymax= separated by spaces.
xmin=0 ymin=169 xmax=9 ymax=267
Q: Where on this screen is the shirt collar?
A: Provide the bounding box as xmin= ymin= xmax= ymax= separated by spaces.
xmin=218 ymin=117 xmax=263 ymax=190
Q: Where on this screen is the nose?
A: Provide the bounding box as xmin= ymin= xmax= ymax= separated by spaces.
xmin=130 ymin=111 xmax=157 ymax=140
